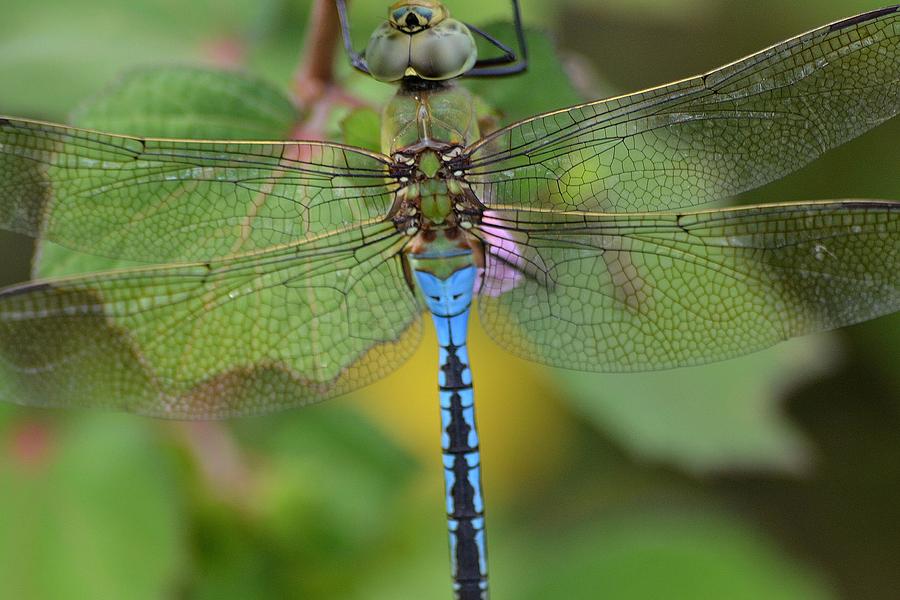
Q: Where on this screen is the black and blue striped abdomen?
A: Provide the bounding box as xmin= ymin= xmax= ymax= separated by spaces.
xmin=413 ymin=264 xmax=488 ymax=600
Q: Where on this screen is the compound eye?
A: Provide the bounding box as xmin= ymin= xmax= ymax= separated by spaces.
xmin=412 ymin=7 xmax=434 ymax=25
xmin=388 ymin=2 xmax=448 ymax=33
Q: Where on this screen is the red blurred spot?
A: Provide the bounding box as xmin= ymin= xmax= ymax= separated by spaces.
xmin=8 ymin=421 xmax=54 ymax=470
xmin=201 ymin=36 xmax=247 ymax=68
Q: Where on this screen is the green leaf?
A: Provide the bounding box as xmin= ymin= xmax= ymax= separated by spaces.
xmin=0 ymin=415 xmax=183 ymax=600
xmin=340 ymin=108 xmax=382 ymax=153
xmin=72 ymin=66 xmax=300 ymax=140
xmin=185 ymin=409 xmax=416 ymax=599
xmin=35 ymin=66 xmax=300 ymax=281
xmin=560 ymin=336 xmax=837 ymax=474
xmin=515 ymin=511 xmax=833 ymax=600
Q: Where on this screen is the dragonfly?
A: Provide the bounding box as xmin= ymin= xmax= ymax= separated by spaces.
xmin=0 ymin=1 xmax=898 ymax=598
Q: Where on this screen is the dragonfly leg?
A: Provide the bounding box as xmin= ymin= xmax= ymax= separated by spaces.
xmin=464 ymin=0 xmax=528 ymax=77
xmin=335 ymin=0 xmax=372 ymax=75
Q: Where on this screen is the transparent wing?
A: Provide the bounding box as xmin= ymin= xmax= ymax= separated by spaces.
xmin=0 ymin=116 xmax=398 ymax=263
xmin=464 ymin=7 xmax=900 ymax=212
xmin=474 ymin=201 xmax=900 ymax=371
xmin=0 ymin=221 xmax=422 ymax=418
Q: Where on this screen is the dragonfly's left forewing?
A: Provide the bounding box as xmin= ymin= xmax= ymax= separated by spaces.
xmin=474 ymin=201 xmax=899 ymax=371
xmin=0 ymin=221 xmax=422 ymax=418
xmin=463 ymin=6 xmax=899 ymax=213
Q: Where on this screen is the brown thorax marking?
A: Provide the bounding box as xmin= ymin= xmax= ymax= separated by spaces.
xmin=387 ymin=142 xmax=483 ymax=237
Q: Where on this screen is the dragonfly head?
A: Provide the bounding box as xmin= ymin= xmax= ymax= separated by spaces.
xmin=366 ymin=1 xmax=477 ymax=83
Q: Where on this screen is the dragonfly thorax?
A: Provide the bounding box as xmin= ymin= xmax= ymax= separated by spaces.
xmin=381 ymin=81 xmax=483 ymax=241
xmin=389 ymin=157 xmax=483 ymax=235
xmin=366 ymin=1 xmax=477 ymax=82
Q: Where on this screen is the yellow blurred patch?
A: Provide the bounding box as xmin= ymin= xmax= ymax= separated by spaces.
xmin=352 ymin=308 xmax=574 ymax=504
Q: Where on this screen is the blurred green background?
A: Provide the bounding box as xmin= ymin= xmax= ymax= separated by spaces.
xmin=1 ymin=0 xmax=899 ymax=598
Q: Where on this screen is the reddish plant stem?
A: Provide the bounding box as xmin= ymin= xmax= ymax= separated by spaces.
xmin=294 ymin=0 xmax=344 ymax=106
xmin=292 ymin=0 xmax=373 ymax=141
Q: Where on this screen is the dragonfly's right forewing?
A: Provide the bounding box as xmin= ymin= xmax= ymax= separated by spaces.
xmin=0 ymin=117 xmax=400 ymax=265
